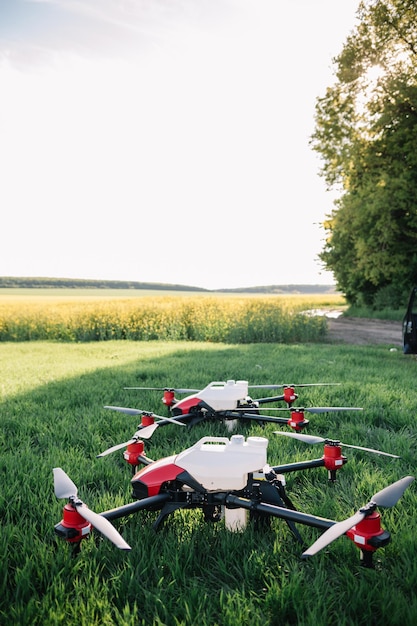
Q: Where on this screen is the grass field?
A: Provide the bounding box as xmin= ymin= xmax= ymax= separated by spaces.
xmin=1 ymin=337 xmax=416 ymax=626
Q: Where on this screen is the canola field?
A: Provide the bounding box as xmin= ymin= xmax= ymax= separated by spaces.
xmin=0 ymin=291 xmax=344 ymax=343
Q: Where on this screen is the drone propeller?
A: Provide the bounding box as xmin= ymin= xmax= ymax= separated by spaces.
xmin=248 ymin=383 xmax=341 ymax=390
xmin=254 ymin=406 xmax=363 ymax=414
xmin=273 ymin=431 xmax=400 ymax=458
xmin=124 ymin=384 xmax=342 ymax=392
xmin=104 ymin=406 xmax=187 ymax=426
xmin=53 ymin=468 xmax=131 ymax=550
xmin=97 ymin=429 xmax=154 ymax=457
xmin=99 ymin=408 xmax=190 ymax=457
xmin=123 ymin=386 xmax=200 ymax=393
xmin=302 ymin=475 xmax=414 ymax=558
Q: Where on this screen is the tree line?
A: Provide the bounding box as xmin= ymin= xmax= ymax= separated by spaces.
xmin=0 ymin=277 xmax=208 ymax=292
xmin=0 ymin=277 xmax=336 ymax=295
xmin=312 ymin=0 xmax=417 ymax=308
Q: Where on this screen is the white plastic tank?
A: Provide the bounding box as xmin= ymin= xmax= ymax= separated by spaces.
xmin=224 ymin=506 xmax=248 ymax=531
xmin=197 ymin=380 xmax=249 ymax=411
xmin=175 ymin=434 xmax=268 ymax=491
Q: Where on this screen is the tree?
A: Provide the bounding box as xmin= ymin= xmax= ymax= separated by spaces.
xmin=312 ymin=0 xmax=417 ymax=307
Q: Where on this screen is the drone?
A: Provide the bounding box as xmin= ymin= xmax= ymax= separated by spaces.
xmin=104 ymin=379 xmax=363 ymax=436
xmin=54 ymin=431 xmax=413 ymax=568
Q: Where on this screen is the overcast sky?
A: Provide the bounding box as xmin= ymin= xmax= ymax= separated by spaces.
xmin=0 ymin=0 xmax=360 ymax=289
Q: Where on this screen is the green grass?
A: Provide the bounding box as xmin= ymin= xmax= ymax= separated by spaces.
xmin=344 ymin=305 xmax=405 ymax=321
xmin=1 ymin=341 xmax=416 ymax=625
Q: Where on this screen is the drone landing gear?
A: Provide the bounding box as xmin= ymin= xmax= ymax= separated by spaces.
xmin=260 ymin=470 xmax=305 ymax=546
xmin=203 ymin=504 xmax=222 ymax=523
xmin=153 ymin=502 xmax=186 ymax=531
xmin=360 ymin=550 xmax=376 ymax=568
xmin=152 ymin=500 xmax=223 ymax=530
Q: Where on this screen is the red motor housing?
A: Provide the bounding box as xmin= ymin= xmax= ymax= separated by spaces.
xmin=163 ymin=390 xmax=176 ymax=407
xmin=283 ymin=387 xmax=297 ymax=404
xmin=347 ymin=511 xmax=389 ymax=552
xmin=54 ymin=503 xmax=91 ymax=543
xmin=322 ymin=443 xmax=347 ymax=472
xmin=124 ymin=440 xmax=145 ymax=466
xmin=287 ymin=409 xmax=309 ymax=431
xmin=141 ymin=414 xmax=154 ymax=426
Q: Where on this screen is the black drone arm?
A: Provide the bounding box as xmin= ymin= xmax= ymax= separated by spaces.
xmin=271 ymin=458 xmax=326 ymax=474
xmin=255 ymin=395 xmax=286 ymax=405
xmin=100 ymin=494 xmax=170 ymax=522
xmin=228 ymin=411 xmax=290 ymax=425
xmin=221 ymin=494 xmax=335 ymax=533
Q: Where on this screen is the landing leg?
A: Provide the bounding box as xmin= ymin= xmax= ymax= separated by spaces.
xmin=360 ymin=550 xmax=375 ymax=568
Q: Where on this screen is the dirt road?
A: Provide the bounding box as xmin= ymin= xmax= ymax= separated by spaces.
xmin=326 ymin=316 xmax=403 ymax=347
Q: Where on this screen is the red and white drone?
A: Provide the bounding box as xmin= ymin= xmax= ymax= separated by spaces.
xmin=54 ymin=431 xmax=413 ymax=568
xmin=104 ymin=379 xmax=363 ymax=435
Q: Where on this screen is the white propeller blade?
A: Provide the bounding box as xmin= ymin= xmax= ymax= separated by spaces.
xmin=264 ymin=406 xmax=363 ymax=413
xmin=53 ymin=468 xmax=131 ymax=550
xmin=104 ymin=406 xmax=186 ymax=426
xmin=123 ymin=386 xmax=199 ymax=393
xmin=274 ymin=431 xmax=400 ymax=458
xmin=303 ymin=407 xmax=363 ymax=413
xmin=76 ymin=503 xmax=131 ymax=550
xmin=249 ymin=383 xmax=341 ymax=389
xmin=53 ymin=467 xmax=78 ymax=499
xmin=104 ymin=405 xmax=142 ymax=415
xmin=372 ymin=475 xmax=414 ymax=508
xmin=303 ymin=511 xmax=365 ymax=557
xmin=96 ymin=437 xmax=138 ymax=458
xmin=302 ymin=476 xmax=414 ymax=558
xmin=97 ymin=420 xmax=176 ymax=458
xmin=135 ymin=424 xmax=159 ymax=439
xmin=97 ymin=427 xmax=153 ymax=458
xmin=274 ymin=431 xmax=324 ymax=444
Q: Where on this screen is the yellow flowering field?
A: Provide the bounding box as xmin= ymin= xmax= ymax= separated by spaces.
xmin=0 ymin=292 xmax=345 ymax=343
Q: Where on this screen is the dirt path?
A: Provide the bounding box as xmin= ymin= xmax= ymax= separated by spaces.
xmin=325 ymin=316 xmax=403 ymax=347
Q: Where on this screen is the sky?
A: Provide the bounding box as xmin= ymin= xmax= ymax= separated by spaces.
xmin=0 ymin=0 xmax=361 ymax=290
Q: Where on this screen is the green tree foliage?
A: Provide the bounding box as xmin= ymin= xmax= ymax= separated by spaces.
xmin=312 ymin=0 xmax=417 ymax=307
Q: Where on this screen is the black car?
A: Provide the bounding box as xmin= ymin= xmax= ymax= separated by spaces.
xmin=403 ymin=287 xmax=417 ymax=354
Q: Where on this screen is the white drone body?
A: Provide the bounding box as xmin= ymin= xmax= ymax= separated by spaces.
xmin=175 ymin=434 xmax=268 ymax=491
xmin=174 ymin=380 xmax=251 ymax=412
xmin=146 ymin=434 xmax=269 ymax=530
